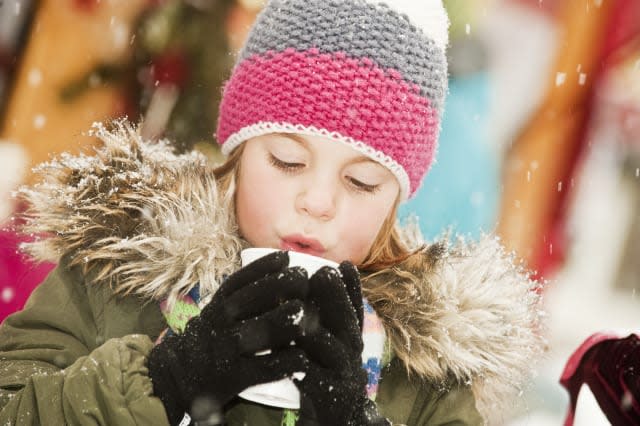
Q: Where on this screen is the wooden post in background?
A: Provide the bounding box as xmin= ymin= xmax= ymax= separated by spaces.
xmin=0 ymin=0 xmax=147 ymax=184
xmin=497 ymin=0 xmax=616 ymax=273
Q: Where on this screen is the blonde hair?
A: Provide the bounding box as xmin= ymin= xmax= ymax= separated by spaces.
xmin=212 ymin=141 xmax=414 ymax=272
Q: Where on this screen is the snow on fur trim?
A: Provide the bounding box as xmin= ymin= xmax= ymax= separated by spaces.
xmin=362 ymin=235 xmax=546 ymax=419
xmin=18 ymin=120 xmax=244 ymax=307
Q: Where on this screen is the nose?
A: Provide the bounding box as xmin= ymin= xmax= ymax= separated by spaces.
xmin=295 ymin=182 xmax=337 ymax=221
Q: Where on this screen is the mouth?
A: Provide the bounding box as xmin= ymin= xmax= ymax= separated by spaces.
xmin=280 ymin=234 xmax=326 ymax=256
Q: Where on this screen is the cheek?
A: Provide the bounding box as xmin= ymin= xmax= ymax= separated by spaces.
xmin=235 ymin=164 xmax=285 ymax=246
xmin=335 ymin=199 xmax=393 ymax=264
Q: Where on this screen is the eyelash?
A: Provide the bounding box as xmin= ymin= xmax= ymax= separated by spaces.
xmin=268 ymin=154 xmax=303 ymax=173
xmin=347 ymin=177 xmax=381 ymax=194
xmin=268 ymin=153 xmax=381 ymax=194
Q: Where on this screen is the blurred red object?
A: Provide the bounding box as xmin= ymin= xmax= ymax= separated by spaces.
xmin=150 ymin=49 xmax=190 ymax=89
xmin=561 ymin=332 xmax=640 ymax=426
xmin=73 ymin=0 xmax=101 ymax=12
xmin=498 ymin=0 xmax=640 ymax=279
xmin=0 ymin=227 xmax=55 ymax=322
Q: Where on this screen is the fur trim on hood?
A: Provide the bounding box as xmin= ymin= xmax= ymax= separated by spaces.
xmin=17 ymin=120 xmax=546 ymax=421
xmin=18 ymin=121 xmax=244 ymax=308
xmin=362 ymin=239 xmax=545 ymax=419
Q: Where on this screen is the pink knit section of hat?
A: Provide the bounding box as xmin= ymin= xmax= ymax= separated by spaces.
xmin=217 ymin=48 xmax=439 ymax=197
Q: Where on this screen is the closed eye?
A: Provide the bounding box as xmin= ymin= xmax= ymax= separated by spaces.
xmin=269 ymin=154 xmax=304 ymax=173
xmin=347 ymin=176 xmax=380 ymax=194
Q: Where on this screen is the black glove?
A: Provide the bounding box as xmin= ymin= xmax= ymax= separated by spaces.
xmin=148 ymin=251 xmax=312 ymax=425
xmin=293 ymin=262 xmax=390 ymax=426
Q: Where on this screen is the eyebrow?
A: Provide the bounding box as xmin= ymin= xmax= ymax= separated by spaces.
xmin=280 ymin=133 xmax=307 ymax=145
xmin=278 ymin=133 xmax=379 ymax=165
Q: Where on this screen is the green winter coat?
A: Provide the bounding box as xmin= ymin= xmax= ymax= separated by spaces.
xmin=1 ymin=260 xmax=479 ymax=425
xmin=0 ymin=122 xmax=544 ymax=425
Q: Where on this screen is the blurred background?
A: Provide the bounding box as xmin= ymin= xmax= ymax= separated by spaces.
xmin=0 ymin=0 xmax=639 ymax=424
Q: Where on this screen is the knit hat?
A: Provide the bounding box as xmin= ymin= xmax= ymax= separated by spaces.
xmin=216 ymin=0 xmax=449 ymax=199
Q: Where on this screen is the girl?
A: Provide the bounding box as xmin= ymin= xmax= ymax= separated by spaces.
xmin=0 ymin=0 xmax=544 ymax=425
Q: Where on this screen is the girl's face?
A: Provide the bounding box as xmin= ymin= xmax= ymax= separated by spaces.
xmin=235 ymin=133 xmax=400 ymax=264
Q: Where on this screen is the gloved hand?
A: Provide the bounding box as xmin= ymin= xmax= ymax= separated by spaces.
xmin=293 ymin=262 xmax=390 ymax=426
xmin=148 ymin=251 xmax=312 ymax=425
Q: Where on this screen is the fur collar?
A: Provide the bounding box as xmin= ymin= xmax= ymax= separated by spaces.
xmin=18 ymin=121 xmax=545 ymax=420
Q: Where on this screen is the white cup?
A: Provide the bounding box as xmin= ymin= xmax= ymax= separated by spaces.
xmin=237 ymin=248 xmax=340 ymax=409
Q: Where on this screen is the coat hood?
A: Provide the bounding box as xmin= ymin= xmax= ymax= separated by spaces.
xmin=17 ymin=121 xmax=545 ymax=420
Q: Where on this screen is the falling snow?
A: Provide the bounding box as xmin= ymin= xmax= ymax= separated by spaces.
xmin=28 ymin=68 xmax=42 ymax=86
xmin=109 ymin=17 xmax=129 ymax=50
xmin=290 ymin=307 xmax=304 ymax=325
xmin=1 ymin=286 xmax=15 ymax=303
xmin=578 ymin=73 xmax=587 ymax=85
xmin=33 ymin=114 xmax=46 ymax=129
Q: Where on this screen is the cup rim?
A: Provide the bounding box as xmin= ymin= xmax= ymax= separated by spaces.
xmin=241 ymin=248 xmax=339 ymax=268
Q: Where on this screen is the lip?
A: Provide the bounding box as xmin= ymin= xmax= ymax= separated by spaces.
xmin=280 ymin=234 xmax=326 ymax=256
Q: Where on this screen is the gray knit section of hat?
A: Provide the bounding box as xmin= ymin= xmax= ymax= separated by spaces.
xmin=238 ymin=0 xmax=448 ymax=112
